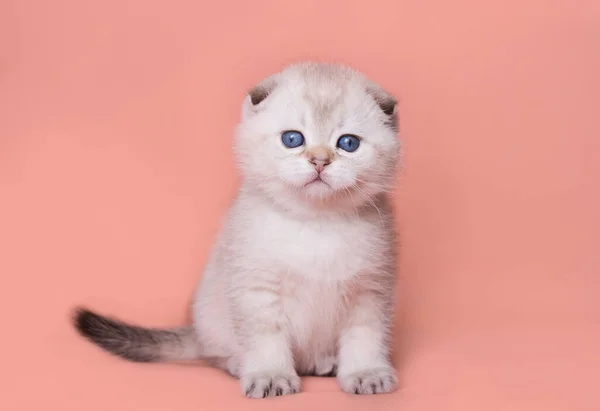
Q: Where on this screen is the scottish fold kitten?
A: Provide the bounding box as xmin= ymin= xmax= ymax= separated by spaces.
xmin=73 ymin=62 xmax=401 ymax=398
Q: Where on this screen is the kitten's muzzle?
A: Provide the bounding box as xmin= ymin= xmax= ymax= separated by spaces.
xmin=307 ymin=147 xmax=333 ymax=173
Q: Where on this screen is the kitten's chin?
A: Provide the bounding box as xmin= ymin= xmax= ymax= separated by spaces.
xmin=260 ymin=180 xmax=376 ymax=216
xmin=295 ymin=181 xmax=362 ymax=210
xmin=301 ymin=181 xmax=334 ymax=199
xmin=260 ymin=177 xmax=375 ymax=213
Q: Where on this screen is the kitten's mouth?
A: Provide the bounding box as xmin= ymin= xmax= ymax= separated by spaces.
xmin=304 ymin=175 xmax=330 ymax=188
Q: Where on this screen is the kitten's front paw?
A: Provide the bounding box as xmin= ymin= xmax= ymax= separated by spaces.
xmin=241 ymin=372 xmax=301 ymax=399
xmin=338 ymin=368 xmax=397 ymax=395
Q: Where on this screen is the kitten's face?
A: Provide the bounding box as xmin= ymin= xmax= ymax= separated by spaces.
xmin=235 ymin=63 xmax=400 ymax=211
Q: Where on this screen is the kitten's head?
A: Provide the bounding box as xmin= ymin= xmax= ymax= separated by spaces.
xmin=235 ymin=62 xmax=400 ymax=213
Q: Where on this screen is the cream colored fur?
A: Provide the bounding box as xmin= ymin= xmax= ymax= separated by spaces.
xmin=74 ymin=62 xmax=401 ymax=398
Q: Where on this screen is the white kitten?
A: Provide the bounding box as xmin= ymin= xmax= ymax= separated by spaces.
xmin=74 ymin=62 xmax=401 ymax=398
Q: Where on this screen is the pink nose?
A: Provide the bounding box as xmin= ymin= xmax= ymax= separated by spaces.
xmin=307 ymin=147 xmax=333 ymax=173
xmin=309 ymin=158 xmax=330 ymax=173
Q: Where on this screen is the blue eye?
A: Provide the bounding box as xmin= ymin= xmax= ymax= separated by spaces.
xmin=281 ymin=130 xmax=305 ymax=148
xmin=337 ymin=134 xmax=360 ymax=152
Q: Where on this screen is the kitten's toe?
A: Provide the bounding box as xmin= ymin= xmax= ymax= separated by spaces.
xmin=337 ymin=367 xmax=397 ymax=395
xmin=241 ymin=372 xmax=301 ymax=399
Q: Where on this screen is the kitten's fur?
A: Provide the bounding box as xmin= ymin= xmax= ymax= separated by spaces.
xmin=74 ymin=62 xmax=401 ymax=398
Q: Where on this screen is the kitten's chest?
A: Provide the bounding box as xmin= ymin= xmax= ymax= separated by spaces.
xmin=252 ymin=213 xmax=379 ymax=280
xmin=280 ymin=274 xmax=350 ymax=357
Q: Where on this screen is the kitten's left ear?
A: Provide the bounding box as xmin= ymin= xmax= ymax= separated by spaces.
xmin=242 ymin=75 xmax=278 ymax=120
xmin=367 ymin=84 xmax=399 ymax=132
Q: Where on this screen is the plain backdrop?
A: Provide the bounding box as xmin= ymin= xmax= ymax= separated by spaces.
xmin=1 ymin=0 xmax=599 ymax=410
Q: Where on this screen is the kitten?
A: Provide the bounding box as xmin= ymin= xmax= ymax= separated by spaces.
xmin=73 ymin=62 xmax=401 ymax=398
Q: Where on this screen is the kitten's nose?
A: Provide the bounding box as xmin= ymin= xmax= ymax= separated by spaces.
xmin=308 ymin=148 xmax=332 ymax=173
xmin=310 ymin=158 xmax=330 ymax=173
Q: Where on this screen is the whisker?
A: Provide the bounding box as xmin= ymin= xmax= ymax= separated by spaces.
xmin=342 ymin=187 xmax=360 ymax=223
xmin=353 ymin=185 xmax=384 ymax=225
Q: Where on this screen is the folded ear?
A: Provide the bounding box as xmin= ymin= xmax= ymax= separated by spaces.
xmin=367 ymin=84 xmax=398 ymax=131
xmin=242 ymin=75 xmax=279 ymax=120
xmin=248 ymin=83 xmax=272 ymax=105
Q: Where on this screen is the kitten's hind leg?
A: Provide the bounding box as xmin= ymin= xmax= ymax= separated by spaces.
xmin=205 ymin=356 xmax=241 ymax=378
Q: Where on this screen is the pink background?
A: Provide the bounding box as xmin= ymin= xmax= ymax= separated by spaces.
xmin=1 ymin=0 xmax=599 ymax=410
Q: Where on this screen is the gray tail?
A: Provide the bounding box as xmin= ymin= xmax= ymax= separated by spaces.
xmin=72 ymin=307 xmax=201 ymax=363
